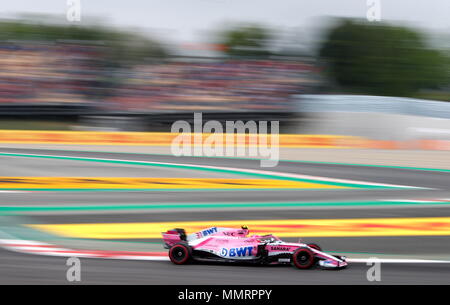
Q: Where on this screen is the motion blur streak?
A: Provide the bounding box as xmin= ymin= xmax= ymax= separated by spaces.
xmin=0 ymin=148 xmax=449 ymax=284
xmin=0 ymin=1 xmax=449 ymax=285
xmin=29 ymin=217 xmax=450 ymax=239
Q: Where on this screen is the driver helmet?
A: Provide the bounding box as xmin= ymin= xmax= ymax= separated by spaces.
xmin=240 ymin=225 xmax=249 ymax=236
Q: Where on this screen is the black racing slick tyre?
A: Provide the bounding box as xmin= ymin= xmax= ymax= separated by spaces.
xmin=169 ymin=243 xmax=192 ymax=265
xmin=292 ymin=247 xmax=315 ymax=269
xmin=307 ymin=243 xmax=322 ymax=251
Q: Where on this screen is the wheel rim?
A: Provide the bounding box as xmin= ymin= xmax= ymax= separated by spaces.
xmin=297 ymin=252 xmax=311 ymax=265
xmin=172 ymin=247 xmax=186 ymax=261
xmin=171 ymin=246 xmax=187 ymax=262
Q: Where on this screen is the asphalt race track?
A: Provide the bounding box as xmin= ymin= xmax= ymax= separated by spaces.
xmin=0 ymin=147 xmax=450 ymax=284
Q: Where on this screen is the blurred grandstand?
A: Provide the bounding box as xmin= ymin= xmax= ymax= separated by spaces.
xmin=0 ymin=36 xmax=320 ymax=129
xmin=106 ymin=59 xmax=317 ymax=113
xmin=0 ymin=17 xmax=447 ymax=132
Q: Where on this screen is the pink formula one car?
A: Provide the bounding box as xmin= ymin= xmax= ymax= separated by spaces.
xmin=162 ymin=226 xmax=347 ymax=269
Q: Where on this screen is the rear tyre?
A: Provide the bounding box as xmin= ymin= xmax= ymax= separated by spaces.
xmin=307 ymin=243 xmax=322 ymax=251
xmin=292 ymin=247 xmax=315 ymax=269
xmin=169 ymin=243 xmax=192 ymax=265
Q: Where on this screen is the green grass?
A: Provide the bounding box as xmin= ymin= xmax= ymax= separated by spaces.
xmin=0 ymin=120 xmax=74 ymax=130
xmin=414 ymin=91 xmax=450 ymax=102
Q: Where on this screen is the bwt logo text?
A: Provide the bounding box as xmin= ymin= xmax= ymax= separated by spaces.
xmin=197 ymin=227 xmax=218 ymax=238
xmin=171 ymin=113 xmax=279 ymax=167
xmin=221 ymin=246 xmax=254 ymax=257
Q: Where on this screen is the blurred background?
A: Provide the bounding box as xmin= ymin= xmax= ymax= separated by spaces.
xmin=0 ymin=0 xmax=447 ymax=135
xmin=0 ymin=0 xmax=450 ymax=285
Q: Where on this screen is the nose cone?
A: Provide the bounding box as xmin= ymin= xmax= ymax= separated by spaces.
xmin=337 ymin=256 xmax=348 ymax=268
xmin=339 ymin=261 xmax=348 ymax=268
xmin=318 ymin=256 xmax=348 ymax=269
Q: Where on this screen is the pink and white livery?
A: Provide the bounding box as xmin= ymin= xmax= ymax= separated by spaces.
xmin=162 ymin=226 xmax=348 ymax=269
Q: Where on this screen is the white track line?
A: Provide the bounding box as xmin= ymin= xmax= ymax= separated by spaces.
xmin=381 ymin=199 xmax=450 ymax=203
xmin=0 ymin=152 xmax=422 ymax=189
xmin=1 ymin=239 xmax=449 ymax=263
xmin=347 ymin=258 xmax=450 ymax=263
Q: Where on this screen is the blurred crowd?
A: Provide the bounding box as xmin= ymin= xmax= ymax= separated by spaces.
xmin=106 ymin=60 xmax=319 ymax=112
xmin=0 ymin=42 xmax=320 ymax=113
xmin=0 ymin=42 xmax=103 ymax=105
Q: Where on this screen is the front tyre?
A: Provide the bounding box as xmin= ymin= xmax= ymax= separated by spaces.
xmin=169 ymin=243 xmax=192 ymax=265
xmin=292 ymin=247 xmax=315 ymax=269
xmin=307 ymin=243 xmax=322 ymax=251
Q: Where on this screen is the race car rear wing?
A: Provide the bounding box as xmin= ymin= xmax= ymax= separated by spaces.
xmin=162 ymin=226 xmax=250 ymax=248
xmin=162 ymin=228 xmax=187 ymax=249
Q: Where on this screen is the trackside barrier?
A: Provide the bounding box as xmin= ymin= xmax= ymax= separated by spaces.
xmin=0 ymin=130 xmax=448 ymax=150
